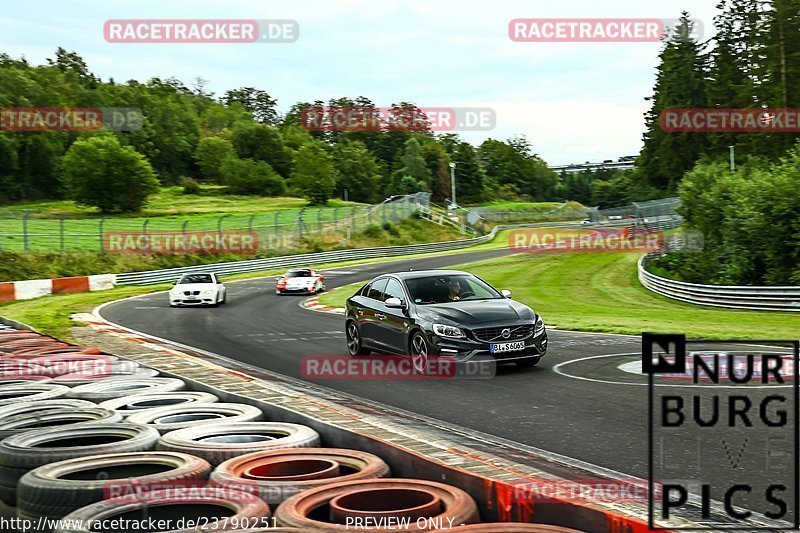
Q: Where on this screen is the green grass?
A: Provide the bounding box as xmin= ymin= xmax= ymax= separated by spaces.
xmin=319 ymin=252 xmax=800 ymax=340
xmin=0 ymin=186 xmax=362 ymax=217
xmin=0 ymin=285 xmax=169 ymax=342
xmin=478 ymin=201 xmax=569 ymax=212
xmin=0 ymin=218 xmax=466 ymax=282
xmin=0 ymin=226 xmax=477 ymax=340
xmin=0 ymin=185 xmax=367 ymax=253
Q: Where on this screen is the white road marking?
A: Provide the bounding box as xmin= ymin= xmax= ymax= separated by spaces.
xmin=553 ymin=351 xmax=794 ymax=389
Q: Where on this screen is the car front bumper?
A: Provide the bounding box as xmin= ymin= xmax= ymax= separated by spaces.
xmin=278 ymin=286 xmax=317 ymax=294
xmin=430 ymin=330 xmax=548 ymax=363
xmin=170 ymin=296 xmax=217 ymax=306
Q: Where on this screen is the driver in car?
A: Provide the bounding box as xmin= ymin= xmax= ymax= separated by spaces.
xmin=447 ymin=279 xmax=462 ymax=301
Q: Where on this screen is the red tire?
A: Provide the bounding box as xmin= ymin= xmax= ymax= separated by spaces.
xmin=211 ymin=448 xmax=390 ymax=505
xmin=274 ymin=478 xmax=479 ymax=531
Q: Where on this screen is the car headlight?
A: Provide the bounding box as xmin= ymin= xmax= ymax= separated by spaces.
xmin=534 ymin=315 xmax=545 ymax=335
xmin=200 ymin=289 xmax=216 ymax=296
xmin=433 ymin=324 xmax=465 ymax=338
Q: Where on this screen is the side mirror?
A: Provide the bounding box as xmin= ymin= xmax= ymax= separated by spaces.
xmin=501 ymin=289 xmax=512 ymax=299
xmin=385 ymin=297 xmax=406 ymax=309
xmin=172 ymin=280 xmax=178 ymax=286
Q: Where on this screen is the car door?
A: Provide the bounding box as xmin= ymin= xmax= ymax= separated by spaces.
xmin=358 ymin=278 xmax=387 ymax=348
xmin=374 ymin=278 xmax=409 ymax=353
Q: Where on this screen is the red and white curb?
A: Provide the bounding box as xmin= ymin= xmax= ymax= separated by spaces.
xmin=301 ymin=293 xmax=345 ymax=315
xmin=0 ymin=274 xmax=116 ymax=304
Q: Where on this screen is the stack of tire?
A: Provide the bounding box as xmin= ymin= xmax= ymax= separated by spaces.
xmin=0 ymin=327 xmax=586 ymax=532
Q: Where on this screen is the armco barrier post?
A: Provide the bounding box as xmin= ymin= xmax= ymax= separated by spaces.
xmin=217 ymin=214 xmax=231 ymax=235
xmin=59 ymin=216 xmax=65 ymax=251
xmin=98 ymin=218 xmax=106 ymax=253
xmin=351 ymin=207 xmax=357 ymax=232
xmin=22 ymin=211 xmax=31 ymax=252
xmin=297 ymin=208 xmax=305 ymax=240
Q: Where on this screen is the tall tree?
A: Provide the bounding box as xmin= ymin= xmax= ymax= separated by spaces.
xmin=290 ymin=142 xmax=338 ymax=204
xmin=332 ymin=140 xmax=382 ymax=203
xmin=223 ymin=87 xmax=279 ymax=125
xmin=638 ymin=13 xmax=709 ymax=191
xmin=452 ymin=142 xmax=485 ymax=204
xmin=231 ymin=122 xmax=292 ymax=177
xmin=390 ymin=138 xmax=432 ymax=193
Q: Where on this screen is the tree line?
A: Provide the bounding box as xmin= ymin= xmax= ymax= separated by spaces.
xmin=641 ymin=3 xmax=800 ymax=285
xmin=0 ymin=49 xmax=560 ymax=212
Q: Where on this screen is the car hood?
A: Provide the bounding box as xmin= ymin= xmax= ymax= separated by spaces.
xmin=284 ymin=277 xmax=315 ymax=286
xmin=173 ymin=283 xmax=217 ymax=292
xmin=418 ymin=299 xmax=535 ymax=325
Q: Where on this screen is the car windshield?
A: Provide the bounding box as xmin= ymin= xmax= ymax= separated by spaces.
xmin=286 ymin=270 xmax=312 ymax=278
xmin=404 ymin=274 xmax=501 ymax=305
xmin=178 ymin=274 xmax=212 ymax=284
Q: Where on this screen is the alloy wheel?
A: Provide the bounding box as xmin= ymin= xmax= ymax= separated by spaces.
xmin=411 ymin=334 xmax=429 ymax=374
xmin=346 ymin=323 xmax=360 ymax=356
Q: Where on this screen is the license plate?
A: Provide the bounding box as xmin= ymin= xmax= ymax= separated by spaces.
xmin=490 ymin=341 xmax=526 ymax=353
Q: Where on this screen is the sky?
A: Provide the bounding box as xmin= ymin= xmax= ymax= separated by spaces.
xmin=0 ymin=0 xmax=720 ymax=165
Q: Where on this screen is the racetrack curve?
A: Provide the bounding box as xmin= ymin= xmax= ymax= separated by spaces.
xmin=101 ymin=247 xmax=794 ymax=501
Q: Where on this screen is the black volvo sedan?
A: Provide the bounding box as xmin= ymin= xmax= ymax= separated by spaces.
xmin=345 ymin=269 xmax=547 ymax=372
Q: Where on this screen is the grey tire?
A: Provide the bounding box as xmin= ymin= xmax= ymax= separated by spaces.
xmin=17 ymin=451 xmax=211 ymax=521
xmin=156 ymin=422 xmax=320 ymax=466
xmin=67 ymin=377 xmax=185 ymax=401
xmin=0 ymin=399 xmax=95 ymax=421
xmin=0 ymin=383 xmax=70 ymax=406
xmin=126 ymin=403 xmax=264 ymax=434
xmin=0 ymin=423 xmax=159 ymax=506
xmin=0 ymin=407 xmax=123 ymax=439
xmin=98 ymin=392 xmax=219 ymax=416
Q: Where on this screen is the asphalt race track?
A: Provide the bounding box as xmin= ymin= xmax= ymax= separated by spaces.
xmin=102 ymin=248 xmax=796 ymax=511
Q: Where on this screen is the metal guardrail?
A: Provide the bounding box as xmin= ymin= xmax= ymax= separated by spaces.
xmin=638 ymin=254 xmax=800 ymax=312
xmin=115 ymin=220 xmax=585 ymax=285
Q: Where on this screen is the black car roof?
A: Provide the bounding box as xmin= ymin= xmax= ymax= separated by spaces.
xmin=387 ymin=269 xmax=469 ymax=280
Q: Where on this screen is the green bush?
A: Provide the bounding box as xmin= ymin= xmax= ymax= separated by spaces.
xmin=362 ymin=225 xmax=382 ymax=238
xmin=661 ymin=144 xmax=800 ymax=285
xmin=61 ymin=135 xmax=158 ymax=214
xmin=179 ymin=176 xmax=201 ymax=195
xmin=220 ymin=157 xmax=286 ymax=196
xmin=195 ymin=136 xmax=236 ymax=182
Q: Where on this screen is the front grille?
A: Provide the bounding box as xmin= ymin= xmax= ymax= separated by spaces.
xmin=183 ymin=291 xmax=200 ymax=296
xmin=473 ymin=324 xmax=533 ymax=342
